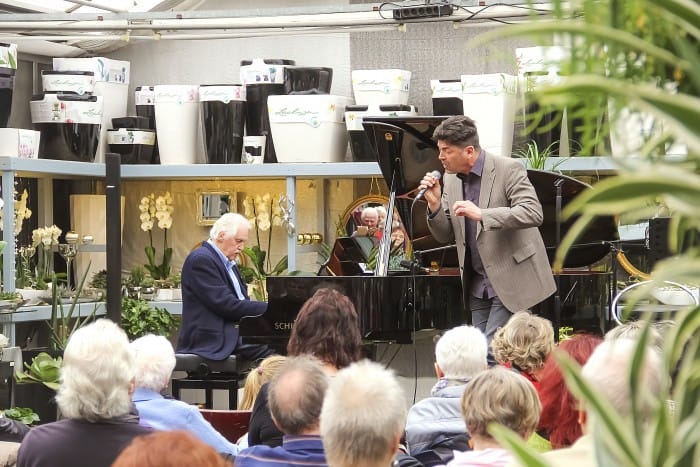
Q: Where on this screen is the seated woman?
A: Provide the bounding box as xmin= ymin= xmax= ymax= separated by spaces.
xmin=491 ymin=311 xmax=555 ymax=389
xmin=112 ymin=430 xmax=231 ymax=467
xmin=447 ymin=367 xmax=541 ymax=467
xmin=130 ymin=334 xmax=240 ymax=457
xmin=247 ymin=287 xmax=363 ymax=448
xmin=537 ymin=333 xmax=602 ymax=449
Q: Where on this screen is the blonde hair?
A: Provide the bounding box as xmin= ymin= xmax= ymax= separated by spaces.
xmin=238 ymin=355 xmax=286 ymax=410
xmin=461 ymin=367 xmax=541 ymax=440
xmin=491 ymin=311 xmax=554 ymax=374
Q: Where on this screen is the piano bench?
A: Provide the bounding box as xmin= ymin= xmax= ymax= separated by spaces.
xmin=171 ymin=353 xmax=252 ymax=409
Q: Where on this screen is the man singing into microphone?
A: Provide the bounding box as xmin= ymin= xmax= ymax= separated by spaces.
xmin=421 ymin=116 xmax=555 ymax=362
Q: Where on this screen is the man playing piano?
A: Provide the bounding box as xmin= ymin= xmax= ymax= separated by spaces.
xmin=177 ymin=212 xmax=273 ymax=361
xmin=421 ymin=116 xmax=556 ymax=361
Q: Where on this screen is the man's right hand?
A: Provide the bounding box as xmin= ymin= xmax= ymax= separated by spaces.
xmin=419 ymin=171 xmax=442 ymax=213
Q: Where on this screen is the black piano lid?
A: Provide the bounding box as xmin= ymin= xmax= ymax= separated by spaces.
xmin=362 ymin=116 xmax=457 ymax=266
xmin=527 ymin=169 xmax=618 ymax=268
xmin=361 ymin=116 xmax=618 ymax=270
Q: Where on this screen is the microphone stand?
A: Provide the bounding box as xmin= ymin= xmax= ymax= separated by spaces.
xmin=553 ymin=178 xmax=565 ymax=342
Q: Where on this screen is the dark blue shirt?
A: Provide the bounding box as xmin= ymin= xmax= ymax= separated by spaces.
xmin=458 ymin=151 xmax=496 ymax=300
xmin=234 ymin=435 xmax=327 ymax=467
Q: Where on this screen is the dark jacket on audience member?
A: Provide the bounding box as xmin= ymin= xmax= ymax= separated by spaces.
xmin=248 ymin=383 xmax=283 ymax=448
xmin=16 ymin=417 xmax=152 ymax=467
xmin=235 ymin=435 xmax=326 ymax=467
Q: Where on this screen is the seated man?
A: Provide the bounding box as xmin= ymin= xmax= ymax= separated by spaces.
xmin=130 ymin=334 xmax=240 ymax=456
xmin=320 ymin=360 xmax=407 ymax=467
xmin=177 ymin=212 xmax=271 ymax=361
xmin=235 ymin=355 xmax=328 ymax=466
xmin=405 ymin=325 xmax=488 ymax=459
xmin=17 ymin=319 xmax=153 ymax=467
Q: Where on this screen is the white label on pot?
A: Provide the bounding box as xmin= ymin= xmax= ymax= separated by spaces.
xmin=199 ymin=85 xmax=246 ymax=103
xmin=43 ymin=74 xmax=95 ymax=95
xmin=431 ymin=80 xmax=462 ymax=98
xmin=270 ymin=107 xmax=322 ymax=127
xmin=30 ymin=96 xmax=103 ymax=124
xmin=107 ymin=130 xmax=155 ymax=145
xmin=345 ymin=112 xmax=364 ymax=131
xmin=17 ymin=130 xmax=39 ymax=158
xmin=154 ymin=86 xmax=199 ymax=104
xmin=240 ymin=62 xmax=286 ymax=85
xmin=135 ymin=88 xmax=155 ymax=105
xmin=461 ymin=74 xmax=517 ymax=95
xmin=0 ymin=43 xmax=18 ymax=70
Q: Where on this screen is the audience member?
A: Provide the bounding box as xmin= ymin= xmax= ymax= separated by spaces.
xmin=360 ymin=206 xmax=379 ymax=228
xmin=130 ymin=334 xmax=239 ymax=456
xmin=235 ymin=356 xmax=329 ymax=466
xmin=112 ymin=430 xmax=231 ymax=467
xmin=491 ymin=311 xmax=555 ymax=387
xmin=405 ymin=325 xmax=487 ymax=459
xmin=16 ymin=319 xmax=152 ymax=467
xmin=537 ymin=333 xmax=602 ymax=449
xmin=320 ymin=360 xmax=407 ymax=467
xmin=376 ymin=205 xmax=388 ymax=229
xmin=238 ymin=355 xmax=287 ymax=410
xmin=0 ymin=418 xmax=31 ymax=465
xmin=248 ymin=288 xmax=363 ymax=448
xmin=605 ymin=319 xmax=665 ymax=352
xmin=536 ymin=338 xmax=663 ymax=466
xmin=177 ymin=212 xmax=271 ymax=361
xmin=448 ymin=367 xmax=541 ymax=467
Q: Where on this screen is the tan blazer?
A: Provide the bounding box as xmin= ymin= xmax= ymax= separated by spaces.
xmin=0 ymin=442 xmax=19 ymax=467
xmin=428 ymin=152 xmax=556 ymax=313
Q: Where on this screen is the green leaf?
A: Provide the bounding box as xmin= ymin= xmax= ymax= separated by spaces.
xmin=489 ymin=424 xmax=550 ymax=467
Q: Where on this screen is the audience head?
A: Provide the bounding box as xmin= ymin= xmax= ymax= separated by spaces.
xmin=268 ymin=355 xmax=328 ymax=435
xmin=537 ymin=333 xmax=603 ymax=448
xmin=581 ymin=338 xmax=663 ymax=424
xmin=432 ymin=115 xmax=481 ymax=150
xmin=360 ymin=207 xmax=379 ymax=228
xmin=321 ymin=360 xmax=407 ymax=467
xmin=287 ymin=287 xmax=363 ymax=371
xmin=461 ymin=367 xmax=541 ymax=442
xmin=238 ymin=355 xmax=287 ymax=410
xmin=605 ymin=320 xmax=665 ymax=353
xmin=130 ymin=334 xmax=176 ymax=392
xmin=112 ymin=430 xmax=230 ymax=467
xmin=56 ymin=319 xmax=135 ymax=422
xmin=375 ymin=205 xmax=387 ymax=227
xmin=492 ymin=311 xmax=555 ymax=376
xmin=434 ymin=325 xmax=488 ymax=380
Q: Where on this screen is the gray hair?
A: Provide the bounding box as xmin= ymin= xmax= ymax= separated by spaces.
xmin=56 ymin=319 xmax=135 ymax=422
xmin=268 ymin=355 xmax=328 ymax=435
xmin=581 ymin=338 xmax=663 ymax=420
xmin=209 ymin=212 xmax=250 ymax=241
xmin=320 ymin=360 xmax=407 ymax=467
xmin=130 ymin=334 xmax=176 ymax=392
xmin=435 ymin=325 xmax=488 ymax=380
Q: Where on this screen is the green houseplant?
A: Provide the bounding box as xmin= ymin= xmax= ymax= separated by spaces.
xmin=120 ymin=296 xmax=179 ymax=340
xmin=467 ymin=0 xmax=700 ymax=463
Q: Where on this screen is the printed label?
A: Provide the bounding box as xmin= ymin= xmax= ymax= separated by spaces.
xmin=199 ymin=85 xmax=246 ymax=103
xmin=0 ymin=43 xmax=18 ymax=70
xmin=43 ymin=75 xmax=94 ymax=95
xmin=155 ymin=86 xmax=199 ymax=104
xmin=107 ymin=130 xmax=155 ymax=145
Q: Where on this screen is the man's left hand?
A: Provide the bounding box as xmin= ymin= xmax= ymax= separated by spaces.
xmin=452 ymin=200 xmax=482 ymax=221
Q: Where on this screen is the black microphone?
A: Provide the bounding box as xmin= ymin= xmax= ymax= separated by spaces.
xmin=415 ymin=170 xmax=442 ymax=201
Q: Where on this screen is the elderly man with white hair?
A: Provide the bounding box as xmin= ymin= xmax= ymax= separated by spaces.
xmin=320 ymin=360 xmax=408 ymax=467
xmin=130 ymin=334 xmax=240 ymax=456
xmin=405 ymin=325 xmax=488 ymax=460
xmin=17 ymin=319 xmax=153 ymax=467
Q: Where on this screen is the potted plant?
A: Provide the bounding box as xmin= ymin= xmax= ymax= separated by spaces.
xmin=13 ymin=352 xmax=62 ymax=424
xmin=120 ymin=296 xmax=179 ymax=340
xmin=124 ymin=266 xmax=146 ymax=299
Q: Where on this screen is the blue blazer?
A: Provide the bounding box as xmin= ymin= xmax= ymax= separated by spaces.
xmin=176 ymin=241 xmax=267 ymax=360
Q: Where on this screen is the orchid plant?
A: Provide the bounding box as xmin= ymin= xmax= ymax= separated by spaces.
xmin=139 ymin=192 xmax=174 ymax=281
xmin=239 ymin=193 xmax=288 ymax=301
xmin=0 ymin=189 xmax=32 ymax=237
xmin=31 ymin=225 xmax=62 ymax=286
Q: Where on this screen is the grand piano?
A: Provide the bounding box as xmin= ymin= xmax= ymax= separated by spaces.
xmin=240 ymin=116 xmax=619 ymax=348
xmin=241 ymin=116 xmax=465 ymax=346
